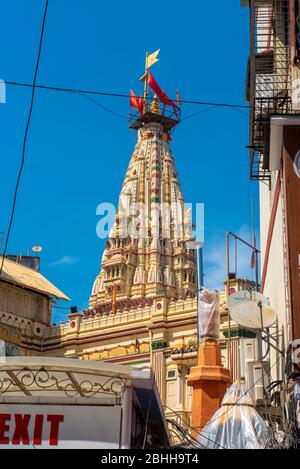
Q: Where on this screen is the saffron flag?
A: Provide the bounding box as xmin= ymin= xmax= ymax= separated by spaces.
xmin=130 ymin=89 xmax=144 ymax=113
xmin=146 ymin=49 xmax=160 ymax=69
xmin=147 ymin=71 xmax=177 ymax=111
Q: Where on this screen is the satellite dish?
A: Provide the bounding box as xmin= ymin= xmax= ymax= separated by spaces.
xmin=32 ymin=245 xmax=43 ymax=253
xmin=229 ymin=300 xmax=277 ymax=329
xmin=227 ymin=289 xmax=269 ymax=309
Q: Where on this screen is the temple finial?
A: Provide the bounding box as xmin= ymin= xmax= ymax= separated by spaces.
xmin=150 ymin=94 xmax=160 ymax=114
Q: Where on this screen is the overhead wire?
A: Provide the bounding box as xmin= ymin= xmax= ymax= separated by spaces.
xmin=180 ymin=105 xmax=219 ymax=122
xmin=142 ymin=374 xmax=156 ymax=449
xmin=0 ymin=0 xmax=49 ymax=276
xmin=1 ymin=6 xmax=289 ymax=449
xmin=76 ymin=92 xmax=128 ymax=121
xmin=164 ymin=354 xmax=285 ymax=449
xmin=204 ymin=353 xmax=283 ymax=428
xmin=1 ymin=9 xmax=251 ymax=317
xmin=52 ymin=304 xmax=86 ymax=311
xmin=166 ymin=418 xmax=206 ymax=449
xmin=5 ymin=80 xmax=251 ymax=109
xmin=163 ymin=404 xmax=232 ymax=449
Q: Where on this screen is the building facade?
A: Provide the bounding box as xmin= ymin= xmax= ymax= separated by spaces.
xmin=43 ymin=107 xmax=199 ymax=424
xmin=242 ymin=0 xmax=300 ymax=429
xmin=0 ymin=256 xmax=69 ymax=356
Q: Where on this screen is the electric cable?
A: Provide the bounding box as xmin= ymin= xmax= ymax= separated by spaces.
xmin=52 ymin=304 xmax=86 ymax=310
xmin=166 ymin=418 xmax=206 ymax=449
xmin=180 ymin=106 xmax=219 ymax=121
xmin=0 ymin=0 xmax=49 ymax=276
xmin=5 ymin=80 xmax=251 ymax=109
xmin=142 ymin=374 xmax=156 ymax=449
xmin=163 ymin=404 xmax=232 ymax=449
xmin=77 ymin=92 xmax=128 ymax=121
xmin=164 ymin=354 xmax=283 ymax=449
xmin=204 ymin=353 xmax=283 ymax=427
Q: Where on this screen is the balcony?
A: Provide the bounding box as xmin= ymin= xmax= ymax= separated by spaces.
xmin=248 ymin=0 xmax=296 ymax=181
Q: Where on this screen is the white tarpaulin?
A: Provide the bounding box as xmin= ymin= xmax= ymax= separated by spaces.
xmin=198 ymin=383 xmax=269 ymax=449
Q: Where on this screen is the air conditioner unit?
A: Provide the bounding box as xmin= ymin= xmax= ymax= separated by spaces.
xmin=246 ymin=361 xmax=270 ymax=404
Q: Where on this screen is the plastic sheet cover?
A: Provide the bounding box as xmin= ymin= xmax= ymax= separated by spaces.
xmin=198 ymin=289 xmax=220 ymax=341
xmin=197 ymin=382 xmax=269 ymax=449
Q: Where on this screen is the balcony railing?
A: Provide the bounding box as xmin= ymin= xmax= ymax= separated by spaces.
xmin=129 ymin=105 xmax=181 ymax=132
xmin=248 ymin=0 xmax=294 ymax=181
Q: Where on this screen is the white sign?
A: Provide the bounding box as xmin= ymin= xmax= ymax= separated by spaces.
xmin=0 ymin=404 xmax=122 ymax=449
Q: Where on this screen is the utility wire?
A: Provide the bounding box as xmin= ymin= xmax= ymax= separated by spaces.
xmin=163 ymin=404 xmax=231 ymax=449
xmin=0 ymin=0 xmax=49 ymax=276
xmin=164 ymin=354 xmax=283 ymax=449
xmin=52 ymin=304 xmax=86 ymax=311
xmin=204 ymin=353 xmax=283 ymax=428
xmin=166 ymin=418 xmax=206 ymax=449
xmin=142 ymin=374 xmax=156 ymax=449
xmin=180 ymin=105 xmax=219 ymax=122
xmin=5 ymin=80 xmax=251 ymax=109
xmin=76 ymin=92 xmax=128 ymax=121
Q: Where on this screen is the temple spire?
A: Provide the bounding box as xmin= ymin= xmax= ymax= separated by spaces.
xmin=89 ymin=56 xmax=195 ymax=314
xmin=89 ymin=122 xmax=197 ymax=312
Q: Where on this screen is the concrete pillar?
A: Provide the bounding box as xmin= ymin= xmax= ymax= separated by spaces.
xmin=187 ymin=340 xmax=231 ymax=437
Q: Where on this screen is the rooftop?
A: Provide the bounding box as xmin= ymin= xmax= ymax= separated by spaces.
xmin=0 ymin=256 xmax=69 ymax=301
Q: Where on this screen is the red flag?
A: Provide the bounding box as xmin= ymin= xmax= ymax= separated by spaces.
xmin=130 ymin=89 xmax=144 ymax=113
xmin=250 ymin=234 xmax=256 ymax=270
xmin=176 ymin=89 xmax=182 ymax=107
xmin=148 ymin=71 xmax=177 ymax=111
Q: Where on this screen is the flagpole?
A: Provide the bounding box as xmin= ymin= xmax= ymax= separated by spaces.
xmin=144 ymin=51 xmax=148 ymax=112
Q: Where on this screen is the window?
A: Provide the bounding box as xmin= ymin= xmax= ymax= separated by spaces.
xmin=167 ymin=369 xmax=176 ymax=379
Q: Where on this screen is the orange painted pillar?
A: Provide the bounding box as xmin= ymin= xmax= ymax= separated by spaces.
xmin=187 ymin=340 xmax=231 ymax=437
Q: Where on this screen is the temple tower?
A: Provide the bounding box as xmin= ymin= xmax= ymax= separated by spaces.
xmin=84 ymin=57 xmax=200 ymax=422
xmin=89 ymin=86 xmax=197 ymax=314
xmin=42 ymin=54 xmax=200 ymax=429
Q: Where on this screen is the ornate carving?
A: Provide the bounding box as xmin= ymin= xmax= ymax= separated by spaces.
xmin=0 ymin=325 xmax=21 ymax=346
xmin=0 ymin=367 xmax=126 ymax=398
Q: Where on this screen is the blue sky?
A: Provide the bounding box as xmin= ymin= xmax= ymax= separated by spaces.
xmin=0 ymin=0 xmax=258 ymax=323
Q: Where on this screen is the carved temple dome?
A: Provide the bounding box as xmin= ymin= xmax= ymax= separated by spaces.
xmin=89 ymin=120 xmax=197 ymax=313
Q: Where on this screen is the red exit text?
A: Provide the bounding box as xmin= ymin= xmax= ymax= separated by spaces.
xmin=0 ymin=413 xmax=64 ymax=446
